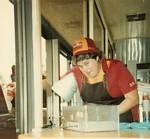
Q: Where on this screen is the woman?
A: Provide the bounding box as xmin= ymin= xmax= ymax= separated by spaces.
xmin=61 ymin=37 xmax=139 ymax=122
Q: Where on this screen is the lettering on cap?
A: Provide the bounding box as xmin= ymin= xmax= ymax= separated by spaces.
xmin=73 ymin=42 xmax=82 ymax=51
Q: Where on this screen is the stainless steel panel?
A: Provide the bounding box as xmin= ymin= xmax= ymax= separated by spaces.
xmin=115 ymin=38 xmax=150 ymax=64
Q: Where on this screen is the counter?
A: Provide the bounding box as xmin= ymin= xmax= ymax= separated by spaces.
xmin=19 ymin=128 xmax=150 ymax=139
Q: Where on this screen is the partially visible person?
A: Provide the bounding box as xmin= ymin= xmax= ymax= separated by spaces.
xmin=11 ymin=65 xmax=16 ymax=82
xmin=54 ymin=37 xmax=139 ymax=122
xmin=42 ymin=74 xmax=47 ymax=108
xmin=7 ymin=65 xmax=16 ymax=112
xmin=42 ymin=73 xmax=52 ymax=125
xmin=42 ymin=73 xmax=52 ymax=107
xmin=7 ymin=82 xmax=16 ymax=110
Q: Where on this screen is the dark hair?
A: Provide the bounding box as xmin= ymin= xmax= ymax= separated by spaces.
xmin=11 ymin=65 xmax=16 ymax=82
xmin=11 ymin=65 xmax=15 ymax=73
xmin=72 ymin=51 xmax=103 ymax=65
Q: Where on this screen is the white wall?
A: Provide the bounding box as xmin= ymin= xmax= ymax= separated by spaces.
xmin=0 ymin=0 xmax=15 ymax=83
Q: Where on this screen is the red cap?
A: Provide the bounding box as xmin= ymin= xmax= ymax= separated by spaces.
xmin=73 ymin=37 xmax=100 ymax=56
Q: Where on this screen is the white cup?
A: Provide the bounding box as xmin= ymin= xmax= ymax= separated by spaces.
xmin=52 ymin=73 xmax=78 ymax=102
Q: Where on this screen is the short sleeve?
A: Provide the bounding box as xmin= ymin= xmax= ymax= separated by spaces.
xmin=117 ymin=62 xmax=137 ymax=94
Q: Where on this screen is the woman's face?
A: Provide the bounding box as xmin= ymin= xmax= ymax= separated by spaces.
xmin=77 ymin=58 xmax=100 ymax=78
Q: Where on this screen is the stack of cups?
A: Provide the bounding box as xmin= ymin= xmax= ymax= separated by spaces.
xmin=142 ymin=92 xmax=150 ymax=122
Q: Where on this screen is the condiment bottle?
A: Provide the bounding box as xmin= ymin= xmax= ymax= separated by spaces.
xmin=142 ymin=92 xmax=150 ymax=122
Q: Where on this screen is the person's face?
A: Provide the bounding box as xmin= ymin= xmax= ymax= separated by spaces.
xmin=77 ymin=58 xmax=100 ymax=78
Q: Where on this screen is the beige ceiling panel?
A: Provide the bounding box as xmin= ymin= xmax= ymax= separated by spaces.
xmin=41 ymin=0 xmax=83 ymax=46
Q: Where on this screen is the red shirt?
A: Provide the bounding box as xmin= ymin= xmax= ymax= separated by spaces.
xmin=101 ymin=58 xmax=137 ymax=97
xmin=67 ymin=58 xmax=137 ymax=98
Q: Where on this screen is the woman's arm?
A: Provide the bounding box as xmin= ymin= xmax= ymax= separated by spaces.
xmin=118 ymin=89 xmax=139 ymax=114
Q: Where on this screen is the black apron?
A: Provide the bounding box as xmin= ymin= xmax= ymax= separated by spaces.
xmin=80 ymin=82 xmax=133 ymax=122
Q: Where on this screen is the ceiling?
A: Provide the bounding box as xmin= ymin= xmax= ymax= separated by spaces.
xmin=41 ymin=0 xmax=150 ymax=46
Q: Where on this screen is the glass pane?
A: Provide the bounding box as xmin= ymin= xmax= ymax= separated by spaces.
xmin=93 ymin=6 xmax=104 ymax=51
xmin=0 ymin=1 xmax=15 ymax=83
xmin=41 ymin=37 xmax=46 ymax=75
xmin=60 ymin=54 xmax=68 ymax=77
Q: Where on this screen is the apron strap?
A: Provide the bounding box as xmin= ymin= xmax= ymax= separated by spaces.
xmin=101 ymin=58 xmax=111 ymax=73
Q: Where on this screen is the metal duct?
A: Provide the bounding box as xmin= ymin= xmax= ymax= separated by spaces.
xmin=115 ymin=37 xmax=150 ymax=64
